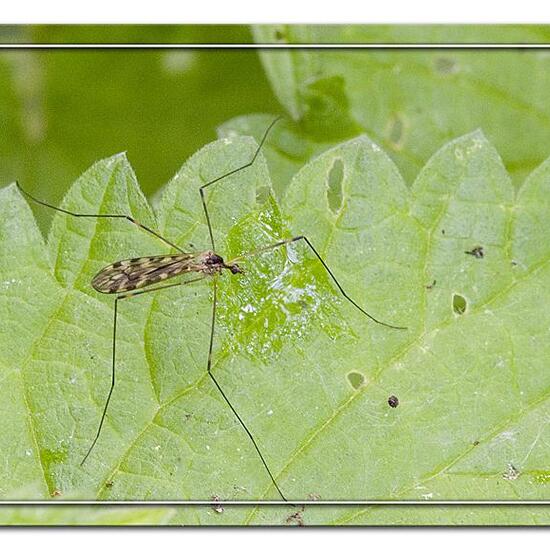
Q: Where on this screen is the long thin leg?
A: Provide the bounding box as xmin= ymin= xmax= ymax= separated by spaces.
xmin=207 ymin=277 xmax=287 ymax=501
xmin=16 ymin=182 xmax=186 ymax=253
xmin=80 ymin=276 xmax=206 ymax=466
xmin=231 ymin=236 xmax=407 ymax=330
xmin=199 ymin=116 xmax=282 ymax=251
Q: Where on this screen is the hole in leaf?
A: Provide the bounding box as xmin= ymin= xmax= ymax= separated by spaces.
xmin=452 ymin=294 xmax=467 ymax=315
xmin=347 ymin=371 xmax=365 ymax=390
xmin=256 ymin=185 xmax=270 ymax=204
xmin=385 ymin=113 xmax=408 ymax=150
xmin=327 ymin=158 xmax=344 ymax=214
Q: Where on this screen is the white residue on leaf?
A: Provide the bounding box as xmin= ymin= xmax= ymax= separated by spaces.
xmin=455 ymin=138 xmax=484 ymax=162
xmin=267 ymin=409 xmax=273 ymax=416
xmin=1 ymin=278 xmax=19 ymax=289
xmin=283 ymin=283 xmax=319 ymax=306
xmin=503 ymin=463 xmax=520 ymax=481
xmin=471 ymin=137 xmax=484 ymax=150
xmin=497 ymin=431 xmax=516 ymax=442
xmin=25 ymin=449 xmax=32 ymax=456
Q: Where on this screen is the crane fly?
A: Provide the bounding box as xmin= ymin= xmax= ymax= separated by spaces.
xmin=16 ymin=117 xmax=406 ymax=502
xmin=91 ymin=251 xmax=243 ymax=294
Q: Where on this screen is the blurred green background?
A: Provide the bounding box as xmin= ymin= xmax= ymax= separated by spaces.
xmin=0 ymin=25 xmax=280 ymax=229
xmin=5 ymin=24 xmax=550 ymax=234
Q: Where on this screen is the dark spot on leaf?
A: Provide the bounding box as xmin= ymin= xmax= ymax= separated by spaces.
xmin=286 ymin=505 xmax=305 ymax=526
xmin=105 ymin=480 xmax=114 ymax=488
xmin=434 ymin=57 xmax=459 ymax=74
xmin=347 ymin=371 xmax=365 ymax=390
xmin=300 ymin=75 xmax=362 ymax=139
xmin=274 ymin=28 xmax=286 ymax=42
xmin=388 ymin=395 xmax=399 ymax=408
xmin=51 ymin=489 xmax=61 ymax=497
xmin=327 ymin=158 xmax=344 ymax=214
xmin=465 ymin=246 xmax=484 ymax=259
xmin=441 ymin=229 xmax=446 ymax=235
xmin=211 ymin=495 xmax=224 ymax=513
xmin=453 ymin=294 xmax=467 ymax=315
xmin=426 ymin=279 xmax=436 ymax=290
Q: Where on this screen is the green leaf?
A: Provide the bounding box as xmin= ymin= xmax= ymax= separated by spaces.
xmin=4 ymin=127 xmax=550 ymax=525
xmin=0 ymin=505 xmax=175 ymax=526
xmin=253 ymin=25 xmax=550 ymax=187
xmin=218 ymin=113 xmax=340 ymax=201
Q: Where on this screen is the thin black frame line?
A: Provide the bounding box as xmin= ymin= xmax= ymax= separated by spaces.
xmin=3 ymin=38 xmax=548 ymax=506
xmin=0 ymin=500 xmax=549 ymax=506
xmin=1 ymin=43 xmax=550 ymax=49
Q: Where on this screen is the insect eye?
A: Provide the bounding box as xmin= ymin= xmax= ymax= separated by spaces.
xmin=208 ymin=254 xmax=224 ymax=265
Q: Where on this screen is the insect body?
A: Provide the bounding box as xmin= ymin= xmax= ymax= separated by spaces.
xmin=16 ymin=117 xmax=406 ymax=502
xmin=92 ymin=251 xmax=241 ymax=294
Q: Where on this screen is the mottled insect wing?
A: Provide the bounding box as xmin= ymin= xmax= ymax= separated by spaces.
xmin=92 ymin=253 xmax=199 ymax=294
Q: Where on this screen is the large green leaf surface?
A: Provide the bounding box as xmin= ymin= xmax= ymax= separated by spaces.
xmin=253 ymin=25 xmax=550 ymax=187
xmin=3 ymin=128 xmax=550 ymax=525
